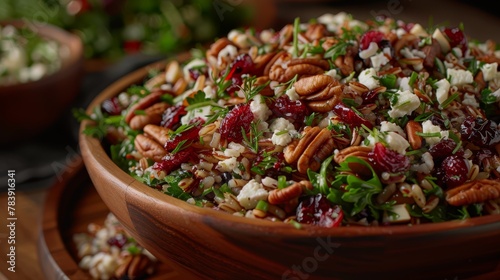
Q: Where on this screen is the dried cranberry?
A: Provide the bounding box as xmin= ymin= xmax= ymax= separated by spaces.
xmin=332 ymin=103 xmax=373 ymax=129
xmin=219 ymin=104 xmax=254 ymax=143
xmin=107 ymin=233 xmax=127 ymax=248
xmin=428 ymin=138 xmax=464 ymax=161
xmin=153 ymin=147 xmax=196 ymax=174
xmin=268 ymin=95 xmax=310 ymax=128
xmin=101 ymin=97 xmax=123 ymax=116
xmin=359 ymin=30 xmax=386 ymax=51
xmin=296 ymin=194 xmax=343 ymax=228
xmin=161 ymin=105 xmax=187 ymax=130
xmin=223 ymin=53 xmax=256 ymax=95
xmin=164 ymin=122 xmax=202 ymax=152
xmin=368 ymin=142 xmax=410 ymax=174
xmin=440 ymin=155 xmax=469 ymax=189
xmin=461 ymin=116 xmax=500 ymax=147
xmin=443 ymin=27 xmax=468 ymax=53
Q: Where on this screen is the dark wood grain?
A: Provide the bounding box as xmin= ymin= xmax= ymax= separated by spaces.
xmin=39 ymin=160 xmax=189 ymax=279
xmin=79 ymin=59 xmax=500 ymax=280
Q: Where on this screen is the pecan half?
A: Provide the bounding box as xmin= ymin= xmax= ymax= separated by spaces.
xmin=134 ymin=134 xmax=166 ymax=162
xmin=129 ymin=102 xmax=169 ymax=131
xmin=268 ymin=180 xmax=312 ymax=205
xmin=284 ymin=127 xmax=336 ymax=173
xmin=293 ymin=74 xmax=343 ymax=113
xmin=125 ymin=91 xmax=162 ymax=124
xmin=446 ymin=179 xmax=500 ymax=206
xmin=143 ymin=124 xmax=171 ymax=146
xmin=269 ymin=57 xmax=329 ymax=83
xmin=115 ymin=254 xmax=154 ymax=280
xmin=333 ymin=146 xmax=372 ymax=164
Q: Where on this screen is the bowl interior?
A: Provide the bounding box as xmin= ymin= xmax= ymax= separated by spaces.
xmin=0 ymin=19 xmax=84 ymax=143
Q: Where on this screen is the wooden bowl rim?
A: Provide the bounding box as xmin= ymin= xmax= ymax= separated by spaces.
xmin=79 ymin=56 xmax=500 ymax=238
xmin=0 ymin=19 xmax=83 ymax=90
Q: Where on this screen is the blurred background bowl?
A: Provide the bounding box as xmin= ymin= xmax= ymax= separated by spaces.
xmin=80 ymin=60 xmax=500 ymax=280
xmin=0 ymin=19 xmax=83 ymax=144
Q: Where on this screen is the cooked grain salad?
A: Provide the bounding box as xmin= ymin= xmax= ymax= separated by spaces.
xmin=76 ymin=12 xmax=500 ymax=227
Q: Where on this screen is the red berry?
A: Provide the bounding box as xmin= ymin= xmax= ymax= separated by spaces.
xmin=428 ymin=139 xmax=464 ymax=161
xmin=441 ymin=155 xmax=469 ymax=188
xmin=107 ymin=233 xmax=127 ymax=248
xmin=296 ymin=194 xmax=343 ymax=228
xmin=164 ymin=122 xmax=202 ymax=152
xmin=101 ymin=97 xmax=123 ymax=116
xmin=461 ymin=116 xmax=500 ymax=147
xmin=359 ymin=30 xmax=386 ymax=50
xmin=443 ymin=27 xmax=468 ymax=53
xmin=268 ymin=95 xmax=310 ymax=128
xmin=223 ymin=53 xmax=256 ymax=95
xmin=161 ymin=105 xmax=187 ymax=130
xmin=219 ymin=104 xmax=254 ymax=143
xmin=333 ymin=103 xmax=373 ymax=129
xmin=369 ymin=142 xmax=410 ymax=174
xmin=153 ymin=147 xmax=196 ymax=174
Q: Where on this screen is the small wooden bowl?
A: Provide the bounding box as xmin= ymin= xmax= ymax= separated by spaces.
xmin=80 ymin=60 xmax=500 ymax=280
xmin=0 ymin=19 xmax=84 ymax=143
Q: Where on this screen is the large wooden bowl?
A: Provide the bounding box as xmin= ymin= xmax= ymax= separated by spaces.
xmin=0 ymin=19 xmax=84 ymax=143
xmin=80 ymin=60 xmax=500 ymax=280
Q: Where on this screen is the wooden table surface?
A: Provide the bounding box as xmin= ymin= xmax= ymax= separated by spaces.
xmin=2 ymin=1 xmax=500 ymax=279
xmin=0 ymin=188 xmax=46 ymax=280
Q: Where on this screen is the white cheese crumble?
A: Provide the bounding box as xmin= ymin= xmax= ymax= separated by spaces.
xmin=359 ymin=42 xmax=379 ymax=59
xmin=237 ymin=179 xmax=269 ymax=210
xmin=217 ymin=44 xmax=238 ymax=67
xmin=481 ymin=62 xmax=498 ymax=82
xmin=358 ymin=67 xmax=379 ymax=90
xmin=447 ymin=68 xmax=473 ymax=86
xmin=422 ymin=120 xmax=449 ymax=145
xmin=410 ymin=24 xmax=428 ymax=37
xmin=398 ymin=77 xmax=411 ymax=91
xmin=270 ymin=118 xmax=296 ymax=146
xmin=385 ymin=132 xmax=410 ymax=155
xmin=432 ymin=28 xmax=450 ymax=53
xmin=435 ymin=78 xmax=450 ymax=105
xmin=388 ymin=90 xmax=421 ymax=118
xmin=383 ymin=204 xmax=411 ymax=224
xmin=217 ymin=157 xmax=238 ymax=173
xmin=285 ymin=86 xmax=300 ymax=101
xmin=380 ymin=121 xmax=406 ymax=137
xmin=180 ymin=105 xmax=211 ymax=125
xmin=250 ymin=94 xmax=272 ymax=121
xmin=462 ymin=93 xmax=480 ymax=108
xmin=182 ymin=58 xmax=206 ymax=82
xmin=370 ymin=52 xmax=390 ymax=71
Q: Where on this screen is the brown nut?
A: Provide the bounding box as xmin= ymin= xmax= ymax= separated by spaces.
xmin=125 ymin=91 xmax=162 ymax=124
xmin=129 ymin=102 xmax=169 ymax=131
xmin=269 ymin=57 xmax=329 ymax=83
xmin=134 ymin=134 xmax=167 ymax=162
xmin=268 ymin=180 xmax=311 ymax=205
xmin=143 ymin=124 xmax=171 ymax=146
xmin=405 ymin=120 xmax=423 ymax=150
xmin=333 ymin=146 xmax=372 ymax=164
xmin=115 ymin=255 xmax=134 ymax=279
xmin=446 ymin=179 xmax=500 ymax=206
xmin=284 ymin=127 xmax=336 ymax=173
xmin=128 ymin=255 xmax=153 ymax=278
xmin=293 ymin=74 xmax=343 ymax=113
